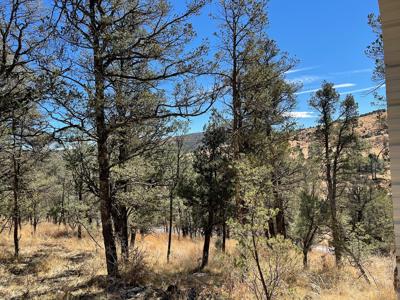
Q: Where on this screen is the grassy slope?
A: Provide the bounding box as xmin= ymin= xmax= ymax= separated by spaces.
xmin=0 ymin=223 xmax=395 ymax=299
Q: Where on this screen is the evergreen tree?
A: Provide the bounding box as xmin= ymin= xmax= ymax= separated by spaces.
xmin=309 ymin=82 xmax=359 ymax=266
xmin=45 ymin=0 xmax=216 ymax=276
xmin=0 ymin=105 xmax=49 ymax=256
xmin=193 ymin=116 xmax=234 ymax=269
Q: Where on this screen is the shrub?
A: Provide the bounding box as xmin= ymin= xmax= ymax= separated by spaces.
xmin=120 ymin=247 xmax=149 ymax=286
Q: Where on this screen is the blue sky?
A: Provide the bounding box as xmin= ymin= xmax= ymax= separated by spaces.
xmin=180 ymin=0 xmax=383 ymax=132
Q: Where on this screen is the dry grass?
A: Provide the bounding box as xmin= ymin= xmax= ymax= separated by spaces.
xmin=0 ymin=223 xmax=396 ymax=299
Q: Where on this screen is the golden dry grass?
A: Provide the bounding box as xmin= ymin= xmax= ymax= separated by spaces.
xmin=0 ymin=222 xmax=396 ymax=299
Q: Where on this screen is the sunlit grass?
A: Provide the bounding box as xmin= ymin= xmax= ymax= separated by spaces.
xmin=0 ymin=222 xmax=396 ymax=299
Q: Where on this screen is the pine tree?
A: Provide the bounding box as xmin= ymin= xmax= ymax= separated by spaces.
xmin=193 ymin=116 xmax=234 ymax=269
xmin=46 ymin=0 xmax=216 ymax=276
xmin=309 ymin=82 xmax=359 ymax=266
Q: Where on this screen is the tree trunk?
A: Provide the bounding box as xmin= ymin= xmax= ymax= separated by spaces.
xmin=97 ymin=112 xmax=119 ymax=276
xmin=276 ymin=209 xmax=286 ymax=238
xmin=13 ymin=190 xmax=19 ymax=257
xmin=77 ymin=224 xmax=82 ymax=239
xmin=272 ymin=172 xmax=286 ymax=238
xmin=303 ymin=248 xmax=309 ymax=269
xmin=222 ymin=216 xmax=226 ymax=253
xmin=167 ymin=190 xmax=173 ymax=263
xmin=112 ymin=203 xmax=129 ymax=260
xmin=77 ymin=189 xmax=83 ymax=239
xmin=324 ymin=120 xmax=341 ymax=266
xmin=329 ymin=184 xmax=342 ymax=266
xmin=251 ymin=226 xmax=271 ymax=300
xmin=12 ymin=120 xmax=20 ymax=258
xmin=33 ymin=218 xmax=38 ymax=235
xmin=91 ymin=1 xmax=119 ymax=276
xmin=113 ymin=72 xmax=129 ymax=261
xmin=268 ymin=219 xmax=276 ymax=237
xmin=201 ymin=207 xmax=214 ymax=269
xmin=59 ymin=181 xmax=65 ymax=226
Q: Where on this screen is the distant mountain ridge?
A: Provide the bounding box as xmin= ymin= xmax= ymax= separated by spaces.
xmin=181 ymin=132 xmax=204 ymax=151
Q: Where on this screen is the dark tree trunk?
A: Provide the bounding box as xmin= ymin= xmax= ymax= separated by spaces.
xmin=112 ymin=202 xmax=129 ymax=260
xmin=13 ymin=191 xmax=19 ymax=258
xmin=77 ymin=224 xmax=82 ymax=239
xmin=268 ymin=219 xmax=276 ymax=237
xmin=303 ymin=248 xmax=309 ymax=269
xmin=252 ymin=230 xmax=271 ymax=300
xmin=329 ymin=180 xmax=342 ymax=265
xmin=33 ymin=218 xmax=38 ymax=235
xmin=201 ymin=207 xmax=214 ymax=269
xmin=77 ymin=189 xmax=83 ymax=239
xmin=272 ymin=172 xmax=286 ymax=238
xmin=12 ymin=120 xmax=20 ymax=258
xmin=222 ymin=219 xmax=226 ymax=253
xmin=112 ymin=70 xmax=130 ymax=261
xmin=97 ymin=115 xmax=119 ymax=277
xmin=59 ymin=182 xmax=65 ymax=226
xmin=91 ymin=0 xmax=119 ymax=276
xmin=275 ymin=209 xmax=286 ymax=238
xmin=189 ymin=223 xmax=193 ymax=239
xmin=119 ymin=206 xmax=129 ymax=259
xmin=140 ymin=228 xmax=146 ymax=240
xmin=167 ymin=190 xmax=173 ymax=263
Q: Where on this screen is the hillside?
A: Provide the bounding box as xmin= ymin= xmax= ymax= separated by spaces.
xmin=181 ymin=132 xmax=204 ymax=151
xmin=184 ymin=110 xmax=389 ymax=157
xmin=292 ymin=110 xmax=388 ymax=158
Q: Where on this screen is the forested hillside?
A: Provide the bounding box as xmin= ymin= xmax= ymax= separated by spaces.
xmin=0 ymin=0 xmax=395 ymax=299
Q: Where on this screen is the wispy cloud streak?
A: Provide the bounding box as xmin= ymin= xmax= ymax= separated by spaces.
xmin=295 ymin=83 xmax=356 ymax=95
xmin=333 ymin=83 xmax=356 ymax=89
xmin=331 ymin=68 xmax=372 ymax=76
xmin=285 ymin=66 xmax=319 ymax=75
xmin=343 ymin=84 xmax=386 ymax=95
xmin=284 ymin=111 xmax=317 ymax=118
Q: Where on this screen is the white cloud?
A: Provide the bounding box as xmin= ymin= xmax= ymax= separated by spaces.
xmin=284 ymin=111 xmax=317 ymax=118
xmin=295 ymin=83 xmax=356 ymax=96
xmin=285 ymin=66 xmax=319 ymax=75
xmin=343 ymin=84 xmax=386 ymax=95
xmin=295 ymin=88 xmax=320 ymax=95
xmin=344 ymin=87 xmax=375 ymax=94
xmin=333 ymin=83 xmax=356 ymax=89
